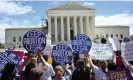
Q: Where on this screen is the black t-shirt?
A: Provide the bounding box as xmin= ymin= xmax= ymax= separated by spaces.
xmin=72 ymin=67 xmax=90 ymax=80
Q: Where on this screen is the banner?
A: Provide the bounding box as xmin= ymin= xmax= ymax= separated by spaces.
xmin=71 ymin=34 xmax=92 ymax=54
xmin=106 ymin=69 xmax=129 ymax=80
xmin=0 ymin=52 xmax=19 ymax=75
xmin=23 ymin=30 xmax=46 ymax=53
xmin=43 ymin=45 xmax=53 ymax=56
xmin=90 ymin=43 xmax=113 ymax=60
xmin=121 ymin=41 xmax=133 ymax=61
xmin=6 ymin=50 xmax=24 ymax=61
xmin=52 ymin=43 xmax=72 ymax=65
xmin=109 ymin=37 xmax=121 ymax=51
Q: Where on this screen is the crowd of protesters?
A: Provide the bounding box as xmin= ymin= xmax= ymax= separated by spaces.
xmin=0 ymin=38 xmax=133 ymax=80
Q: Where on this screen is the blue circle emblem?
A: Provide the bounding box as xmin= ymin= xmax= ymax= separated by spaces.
xmin=23 ymin=30 xmax=46 ymax=53
xmin=0 ymin=52 xmax=19 ymax=76
xmin=71 ymin=34 xmax=92 ymax=54
xmin=52 ymin=43 xmax=73 ymax=65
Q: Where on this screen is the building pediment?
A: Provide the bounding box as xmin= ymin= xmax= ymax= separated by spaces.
xmin=48 ymin=2 xmax=94 ymax=10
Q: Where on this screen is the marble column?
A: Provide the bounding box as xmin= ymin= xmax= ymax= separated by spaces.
xmin=54 ymin=16 xmax=58 ymax=42
xmin=48 ymin=16 xmax=51 ymax=34
xmin=74 ymin=16 xmax=77 ymax=36
xmin=91 ymin=16 xmax=95 ymax=39
xmin=61 ymin=16 xmax=64 ymax=41
xmin=85 ymin=16 xmax=89 ymax=36
xmin=80 ymin=16 xmax=83 ymax=34
xmin=67 ymin=16 xmax=70 ymax=41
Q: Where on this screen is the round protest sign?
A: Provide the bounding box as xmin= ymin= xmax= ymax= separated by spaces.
xmin=23 ymin=30 xmax=46 ymax=53
xmin=71 ymin=34 xmax=92 ymax=54
xmin=123 ymin=37 xmax=130 ymax=42
xmin=0 ymin=52 xmax=19 ymax=75
xmin=52 ymin=43 xmax=72 ymax=65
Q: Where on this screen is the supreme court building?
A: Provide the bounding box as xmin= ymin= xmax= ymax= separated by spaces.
xmin=47 ymin=2 xmax=95 ymax=43
xmin=5 ymin=2 xmax=130 ymax=49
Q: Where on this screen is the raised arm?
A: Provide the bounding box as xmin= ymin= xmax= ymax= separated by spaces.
xmin=37 ymin=52 xmax=49 ymax=67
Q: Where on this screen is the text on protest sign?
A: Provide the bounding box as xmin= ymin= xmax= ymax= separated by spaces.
xmin=23 ymin=30 xmax=46 ymax=53
xmin=106 ymin=70 xmax=128 ymax=80
xmin=109 ymin=37 xmax=121 ymax=51
xmin=121 ymin=41 xmax=133 ymax=61
xmin=6 ymin=50 xmax=24 ymax=61
xmin=43 ymin=45 xmax=53 ymax=56
xmin=90 ymin=43 xmax=113 ymax=60
xmin=71 ymin=34 xmax=92 ymax=54
xmin=0 ymin=52 xmax=19 ymax=75
xmin=52 ymin=43 xmax=72 ymax=65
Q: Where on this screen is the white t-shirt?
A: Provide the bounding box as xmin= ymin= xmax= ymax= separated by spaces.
xmin=93 ymin=65 xmax=107 ymax=80
xmin=39 ymin=63 xmax=55 ymax=80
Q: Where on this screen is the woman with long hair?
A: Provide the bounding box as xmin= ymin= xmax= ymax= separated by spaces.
xmin=0 ymin=63 xmax=16 ymax=80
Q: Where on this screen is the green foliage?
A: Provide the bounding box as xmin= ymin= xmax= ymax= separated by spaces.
xmin=0 ymin=42 xmax=4 ymax=49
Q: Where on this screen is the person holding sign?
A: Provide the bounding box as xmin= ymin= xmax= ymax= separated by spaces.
xmin=24 ymin=52 xmax=47 ymax=80
xmin=87 ymin=54 xmax=107 ymax=80
xmin=0 ymin=63 xmax=16 ymax=80
xmin=39 ymin=55 xmax=55 ymax=80
xmin=121 ymin=55 xmax=133 ymax=77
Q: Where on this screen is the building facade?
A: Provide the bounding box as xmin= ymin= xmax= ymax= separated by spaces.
xmin=95 ymin=25 xmax=130 ymax=39
xmin=4 ymin=2 xmax=130 ymax=49
xmin=47 ymin=2 xmax=95 ymax=43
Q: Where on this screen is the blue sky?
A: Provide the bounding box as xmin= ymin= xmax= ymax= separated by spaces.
xmin=0 ymin=1 xmax=133 ymax=43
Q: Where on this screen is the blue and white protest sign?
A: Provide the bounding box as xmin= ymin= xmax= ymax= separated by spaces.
xmin=23 ymin=30 xmax=46 ymax=53
xmin=71 ymin=34 xmax=92 ymax=54
xmin=0 ymin=52 xmax=19 ymax=75
xmin=123 ymin=37 xmax=130 ymax=42
xmin=52 ymin=43 xmax=73 ymax=65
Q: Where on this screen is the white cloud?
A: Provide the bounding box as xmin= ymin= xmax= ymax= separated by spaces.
xmin=0 ymin=17 xmax=41 ymax=43
xmin=51 ymin=1 xmax=59 ymax=5
xmin=95 ymin=13 xmax=133 ymax=35
xmin=0 ymin=1 xmax=34 ymax=16
xmin=122 ymin=10 xmax=130 ymax=13
xmin=83 ymin=2 xmax=95 ymax=7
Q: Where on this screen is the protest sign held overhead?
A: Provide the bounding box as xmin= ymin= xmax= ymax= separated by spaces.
xmin=6 ymin=50 xmax=24 ymax=61
xmin=52 ymin=43 xmax=72 ymax=65
xmin=106 ymin=69 xmax=132 ymax=80
xmin=43 ymin=45 xmax=53 ymax=56
xmin=23 ymin=30 xmax=46 ymax=53
xmin=123 ymin=37 xmax=130 ymax=43
xmin=71 ymin=34 xmax=92 ymax=54
xmin=121 ymin=41 xmax=133 ymax=61
xmin=0 ymin=52 xmax=19 ymax=75
xmin=90 ymin=43 xmax=113 ymax=60
xmin=109 ymin=37 xmax=121 ymax=51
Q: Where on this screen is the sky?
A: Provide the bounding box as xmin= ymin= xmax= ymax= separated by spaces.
xmin=0 ymin=0 xmax=133 ymax=43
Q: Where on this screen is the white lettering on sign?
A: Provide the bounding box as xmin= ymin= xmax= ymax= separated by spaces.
xmin=23 ymin=30 xmax=46 ymax=52
xmin=0 ymin=52 xmax=18 ymax=73
xmin=52 ymin=44 xmax=72 ymax=65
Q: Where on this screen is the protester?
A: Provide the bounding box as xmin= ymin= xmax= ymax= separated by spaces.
xmin=87 ymin=54 xmax=107 ymax=80
xmin=0 ymin=63 xmax=16 ymax=80
xmin=53 ymin=65 xmax=66 ymax=80
xmin=24 ymin=52 xmax=47 ymax=80
xmin=71 ymin=59 xmax=90 ymax=80
xmin=40 ymin=55 xmax=55 ymax=80
xmin=121 ymin=55 xmax=133 ymax=76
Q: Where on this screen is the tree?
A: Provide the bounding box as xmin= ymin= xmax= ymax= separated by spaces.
xmin=130 ymin=35 xmax=133 ymax=41
xmin=41 ymin=18 xmax=48 ymax=27
xmin=0 ymin=42 xmax=4 ymax=49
